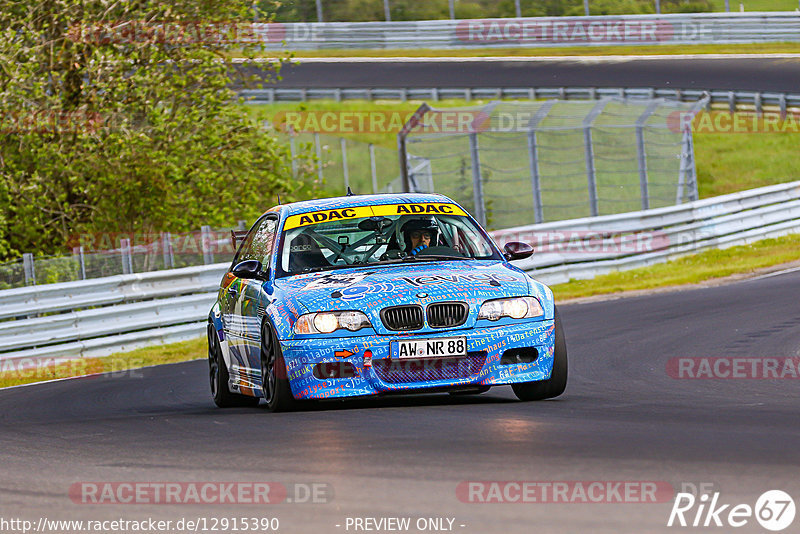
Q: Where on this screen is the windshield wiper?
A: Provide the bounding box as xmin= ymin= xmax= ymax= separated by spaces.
xmin=402 ymin=254 xmax=470 ymax=262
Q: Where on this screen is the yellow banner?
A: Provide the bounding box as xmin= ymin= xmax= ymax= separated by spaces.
xmin=283 ymin=203 xmax=467 ymax=230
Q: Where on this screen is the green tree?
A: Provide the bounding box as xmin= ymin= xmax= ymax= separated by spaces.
xmin=0 ymin=0 xmax=317 ymax=259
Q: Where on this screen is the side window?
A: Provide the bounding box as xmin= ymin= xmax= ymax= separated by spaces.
xmin=238 ymin=218 xmax=278 ymax=266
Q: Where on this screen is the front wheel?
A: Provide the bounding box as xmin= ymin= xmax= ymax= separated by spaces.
xmin=512 ymin=307 xmax=568 ymax=401
xmin=261 ymin=321 xmax=300 ymax=413
xmin=208 ymin=324 xmax=259 ymax=408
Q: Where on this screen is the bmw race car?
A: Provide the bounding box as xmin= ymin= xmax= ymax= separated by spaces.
xmin=208 ymin=193 xmax=567 ymax=411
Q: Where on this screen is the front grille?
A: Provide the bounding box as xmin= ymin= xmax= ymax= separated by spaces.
xmin=381 ymin=305 xmax=424 ymax=331
xmin=373 ymin=351 xmax=487 ymax=384
xmin=427 ymin=301 xmax=469 ymax=328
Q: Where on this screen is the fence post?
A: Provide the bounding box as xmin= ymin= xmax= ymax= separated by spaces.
xmin=655 ymin=0 xmax=660 ymax=13
xmin=526 ymin=100 xmax=555 ymax=225
xmin=514 ymin=0 xmax=521 ymax=17
xmin=583 ymin=99 xmax=609 ymax=217
xmin=449 ymin=0 xmax=455 ymax=19
xmin=22 ymin=253 xmax=36 ymax=285
xmin=584 ymin=0 xmax=590 ymax=16
xmin=725 ymin=0 xmax=730 ymax=10
xmin=340 ymin=138 xmax=350 ymax=192
xmin=383 ymin=0 xmax=391 ymax=21
xmin=237 ymin=220 xmax=248 ymax=231
xmin=314 ymin=133 xmax=324 ymax=184
xmin=161 ymin=232 xmax=174 ymax=269
xmin=289 ymin=128 xmax=298 ymax=178
xmin=315 ymin=0 xmax=323 ymax=22
xmin=635 ymin=102 xmax=660 ymax=211
xmin=369 ymin=143 xmax=379 ymax=194
xmin=201 ymin=226 xmax=214 ymax=265
xmin=469 ymin=132 xmax=487 ymax=227
xmin=120 ymin=239 xmax=133 ymax=274
xmin=72 ymin=246 xmax=86 ymax=280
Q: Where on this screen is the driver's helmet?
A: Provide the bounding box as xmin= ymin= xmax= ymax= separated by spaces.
xmin=400 ymin=217 xmax=439 ymax=254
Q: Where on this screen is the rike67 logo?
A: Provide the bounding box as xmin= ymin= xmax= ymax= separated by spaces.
xmin=668 ymin=490 xmax=795 ymax=531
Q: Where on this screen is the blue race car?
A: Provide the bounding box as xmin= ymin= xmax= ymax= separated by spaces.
xmin=208 ymin=193 xmax=567 ymax=411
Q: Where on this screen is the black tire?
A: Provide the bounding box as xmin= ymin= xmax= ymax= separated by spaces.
xmin=512 ymin=307 xmax=568 ymax=401
xmin=208 ymin=324 xmax=260 ymax=408
xmin=260 ymin=321 xmax=300 ymax=413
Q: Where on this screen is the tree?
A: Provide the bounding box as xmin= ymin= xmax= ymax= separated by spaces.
xmin=0 ymin=0 xmax=317 ymax=259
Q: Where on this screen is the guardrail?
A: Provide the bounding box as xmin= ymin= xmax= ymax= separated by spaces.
xmin=247 ymin=13 xmax=800 ymax=49
xmin=2 ymin=180 xmax=800 ymax=365
xmin=494 ymin=180 xmax=800 ymax=285
xmin=243 ymin=86 xmax=800 ymax=115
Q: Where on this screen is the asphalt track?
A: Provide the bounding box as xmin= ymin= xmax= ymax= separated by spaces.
xmin=1 ymin=270 xmax=798 ymax=533
xmin=243 ymin=56 xmax=800 ymax=93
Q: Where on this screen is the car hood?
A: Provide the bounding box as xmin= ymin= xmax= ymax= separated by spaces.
xmin=273 ymin=260 xmax=543 ymax=335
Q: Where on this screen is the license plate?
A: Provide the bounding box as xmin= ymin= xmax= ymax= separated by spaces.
xmin=392 ymin=336 xmax=467 ymax=359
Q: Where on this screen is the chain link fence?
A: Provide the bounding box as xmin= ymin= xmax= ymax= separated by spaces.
xmin=400 ymin=97 xmax=707 ymax=230
xmin=283 ymin=131 xmax=400 ymax=195
xmin=0 ymin=227 xmax=247 ymax=290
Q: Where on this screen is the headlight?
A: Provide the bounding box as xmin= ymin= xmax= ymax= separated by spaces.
xmin=294 ymin=311 xmax=372 ymax=334
xmin=478 ymin=297 xmax=543 ymax=321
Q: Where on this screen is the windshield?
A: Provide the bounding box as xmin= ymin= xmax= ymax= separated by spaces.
xmin=277 ymin=204 xmax=501 ymax=277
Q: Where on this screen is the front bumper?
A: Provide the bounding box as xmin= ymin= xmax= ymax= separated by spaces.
xmin=281 ymin=319 xmax=555 ymax=400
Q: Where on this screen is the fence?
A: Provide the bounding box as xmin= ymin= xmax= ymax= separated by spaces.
xmin=0 ymin=226 xmax=246 ymax=290
xmin=2 ymin=180 xmax=800 ymax=365
xmin=281 ymin=131 xmax=400 ymax=195
xmin=290 ymin=0 xmax=799 ymax=22
xmin=398 ymin=97 xmax=707 ymax=230
xmin=243 ymin=13 xmax=800 ymax=50
xmin=241 ymin=87 xmax=800 ymax=117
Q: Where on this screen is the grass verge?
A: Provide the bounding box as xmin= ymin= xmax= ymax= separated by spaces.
xmin=0 ymin=336 xmax=206 ymax=389
xmin=249 ymin=42 xmax=800 ymax=59
xmin=551 ymin=233 xmax=800 ymax=300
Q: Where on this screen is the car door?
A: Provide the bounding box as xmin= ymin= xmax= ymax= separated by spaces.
xmin=231 ymin=215 xmax=279 ymax=373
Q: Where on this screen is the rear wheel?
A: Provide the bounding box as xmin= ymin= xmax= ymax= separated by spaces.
xmin=208 ymin=324 xmax=259 ymax=408
xmin=512 ymin=307 xmax=568 ymax=401
xmin=261 ymin=321 xmax=300 ymax=413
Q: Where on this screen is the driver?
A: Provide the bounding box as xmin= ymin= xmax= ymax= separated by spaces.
xmin=400 ymin=217 xmax=439 ymax=256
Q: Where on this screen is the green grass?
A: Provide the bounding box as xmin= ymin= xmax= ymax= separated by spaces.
xmin=551 ymin=234 xmax=800 ymax=300
xmin=694 ymin=133 xmax=800 ymax=198
xmin=0 ymin=337 xmax=206 ymax=389
xmin=710 ymin=0 xmax=799 ymax=10
xmin=249 ymin=42 xmax=800 ymax=59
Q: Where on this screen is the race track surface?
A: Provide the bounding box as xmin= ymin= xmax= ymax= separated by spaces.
xmin=243 ymin=56 xmax=800 ymax=93
xmin=1 ymin=270 xmax=798 ymax=533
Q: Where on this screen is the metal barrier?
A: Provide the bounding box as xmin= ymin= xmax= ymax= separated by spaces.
xmin=242 ymin=87 xmax=800 ymax=116
xmin=494 ymin=180 xmax=800 ymax=285
xmin=3 ymin=180 xmax=800 ymax=365
xmin=246 ymin=13 xmax=800 ymax=50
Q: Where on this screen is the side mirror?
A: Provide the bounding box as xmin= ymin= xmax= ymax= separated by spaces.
xmin=232 ymin=260 xmax=269 ymax=281
xmin=503 ymin=242 xmax=534 ymax=261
